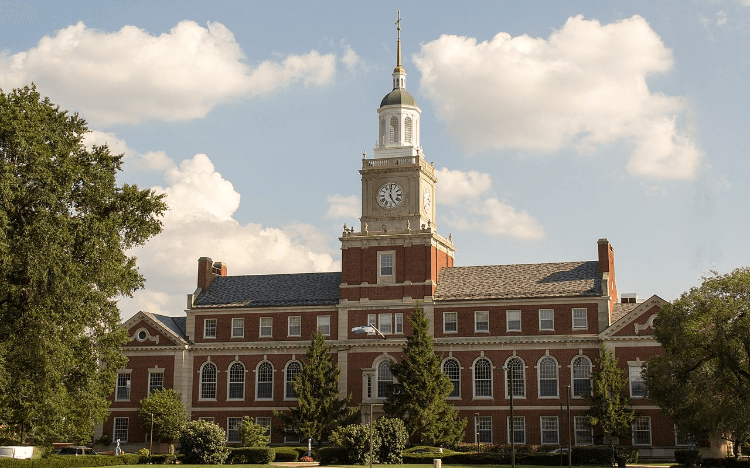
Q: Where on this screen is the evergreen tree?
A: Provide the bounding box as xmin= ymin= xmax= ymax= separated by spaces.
xmin=384 ymin=304 xmax=466 ymax=444
xmin=239 ymin=417 xmax=270 ymax=447
xmin=585 ymin=344 xmax=634 ymax=444
xmin=274 ymin=330 xmax=358 ymax=444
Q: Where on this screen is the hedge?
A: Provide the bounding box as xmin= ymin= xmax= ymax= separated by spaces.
xmin=273 ymin=446 xmax=299 ymax=462
xmin=675 ymin=450 xmax=702 ymax=467
xmin=318 ymin=446 xmax=349 ymax=466
xmin=0 ymin=455 xmax=140 ymax=468
xmin=226 ymin=447 xmax=275 ymax=464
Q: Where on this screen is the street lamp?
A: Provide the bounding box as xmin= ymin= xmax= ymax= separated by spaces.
xmin=351 ymin=325 xmax=387 ymax=339
xmin=149 ymin=412 xmax=154 ymax=458
xmin=502 ymin=365 xmax=516 ymax=468
xmin=474 ymin=413 xmax=479 ymax=453
xmin=359 ymin=402 xmax=383 ymax=468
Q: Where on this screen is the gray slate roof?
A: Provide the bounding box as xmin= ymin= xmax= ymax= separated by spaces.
xmin=434 ymin=261 xmax=602 ymax=301
xmin=611 ymin=302 xmax=640 ymax=324
xmin=145 ymin=312 xmax=187 ymax=341
xmin=194 ymin=272 xmax=341 ymax=308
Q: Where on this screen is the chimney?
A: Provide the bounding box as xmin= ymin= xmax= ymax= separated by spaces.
xmin=213 ymin=262 xmax=228 ymax=277
xmin=597 ymin=239 xmax=618 ymax=322
xmin=197 ymin=257 xmax=214 ymax=292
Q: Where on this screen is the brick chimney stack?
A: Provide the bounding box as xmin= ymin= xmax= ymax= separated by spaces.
xmin=597 ymin=238 xmax=618 ymax=322
xmin=197 ymin=257 xmax=228 ymax=293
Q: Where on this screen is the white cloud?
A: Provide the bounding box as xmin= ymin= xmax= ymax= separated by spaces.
xmin=435 ymin=168 xmax=492 ymax=204
xmin=413 ymin=15 xmax=703 ymax=180
xmin=326 ymin=194 xmax=360 ymax=219
xmin=341 ymin=45 xmax=362 ymax=74
xmin=84 ymin=130 xmax=176 ymax=171
xmin=717 ymin=10 xmax=729 ymax=25
xmin=0 ymin=20 xmax=340 ymax=125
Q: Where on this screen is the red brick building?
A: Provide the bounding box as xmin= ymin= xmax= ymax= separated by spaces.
xmin=104 ymin=26 xmax=681 ymax=460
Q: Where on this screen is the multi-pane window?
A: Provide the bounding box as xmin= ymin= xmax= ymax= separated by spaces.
xmin=200 ymin=363 xmax=217 ymax=400
xmin=574 ymin=416 xmax=594 ymax=445
xmin=629 ymin=365 xmax=647 ymax=397
xmin=395 ymin=313 xmax=403 ymax=334
xmin=377 ymin=361 xmax=394 ymax=398
xmin=227 ymin=417 xmax=243 ymax=443
xmin=378 ymin=251 xmax=395 ymax=283
xmin=507 ymin=310 xmax=521 ymax=331
xmin=232 ymin=318 xmax=244 ymax=338
xmin=477 ymin=416 xmax=493 ymax=443
xmin=257 ymin=362 xmax=273 ymax=399
xmin=675 ymin=426 xmax=691 ymax=446
xmin=572 ymin=356 xmax=592 ymax=397
xmin=113 ymin=417 xmax=129 ymax=442
xmin=204 ymin=319 xmax=217 ymax=338
xmin=475 ymin=311 xmax=489 ymax=332
xmin=474 ymin=358 xmax=492 ymax=398
xmin=572 ymin=308 xmax=588 ymax=329
xmin=506 ymin=357 xmax=525 ymax=397
xmin=538 ymin=357 xmax=558 ymax=397
xmin=539 ymin=309 xmax=554 ymax=330
xmin=404 ymin=117 xmax=412 ymax=142
xmin=116 ymin=373 xmax=131 ymax=401
xmin=259 ymin=317 xmax=272 ymax=337
xmin=288 ymin=316 xmax=301 ymax=337
xmin=285 ymin=361 xmax=302 ymax=399
xmin=256 ymin=417 xmax=272 ymax=437
xmin=367 ymin=314 xmax=376 ymax=327
xmin=444 ymin=312 xmax=458 ymax=333
xmin=507 ymin=416 xmax=526 ymax=444
xmin=317 ymin=315 xmax=331 ymax=336
xmin=389 ymin=116 xmax=398 ymax=143
xmin=632 ymin=417 xmax=652 ymax=445
xmin=148 ymin=372 xmax=164 ymax=395
xmin=379 ymin=313 xmax=392 ymax=334
xmin=541 ymin=416 xmax=559 ymax=444
xmin=228 ymin=362 xmax=245 ymax=400
xmin=442 ymin=358 xmax=460 ymax=398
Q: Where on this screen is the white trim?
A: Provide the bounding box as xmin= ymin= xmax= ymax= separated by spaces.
xmin=259 ymin=317 xmax=273 ymax=338
xmin=537 ymin=355 xmax=559 ymax=398
xmin=472 ymin=356 xmax=493 ymax=399
xmin=504 ymin=356 xmax=526 ymax=399
xmin=572 ymin=308 xmax=588 ymax=330
xmin=288 ymin=316 xmax=301 ymax=337
xmin=255 ymin=360 xmax=274 ymax=401
xmin=538 ymin=309 xmax=554 ymax=331
xmin=231 ymin=318 xmax=245 ymax=338
xmin=284 ymin=360 xmax=302 ymax=401
xmin=507 ymin=416 xmax=526 ymax=444
xmin=317 ymin=315 xmax=331 ymax=336
xmin=441 ymin=357 xmax=461 ymax=399
xmin=227 ymin=360 xmax=246 ymax=401
xmin=474 ymin=310 xmax=489 ymax=333
xmin=540 ymin=416 xmax=559 ymax=445
xmin=113 ymin=417 xmax=129 ymax=443
xmin=377 ymin=250 xmax=396 ymax=284
xmin=506 ymin=310 xmax=521 ymax=332
xmin=203 ymin=318 xmax=217 ymax=339
xmin=199 ymin=361 xmax=218 ymax=401
xmin=443 ymin=311 xmax=458 ymax=333
xmin=571 ymin=355 xmax=592 ymax=399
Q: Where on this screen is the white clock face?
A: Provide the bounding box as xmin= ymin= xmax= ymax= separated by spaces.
xmin=377 ymin=183 xmax=403 ymax=208
xmin=423 ymin=187 xmax=431 ymax=213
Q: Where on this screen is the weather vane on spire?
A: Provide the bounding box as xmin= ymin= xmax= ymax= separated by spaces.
xmin=396 ymin=10 xmax=401 ymax=68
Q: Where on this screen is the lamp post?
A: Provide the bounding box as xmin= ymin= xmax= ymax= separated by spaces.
xmin=149 ymin=412 xmax=154 ymax=458
xmin=474 ymin=413 xmax=479 ymax=453
xmin=502 ymin=365 xmax=515 ymax=468
xmin=566 ymin=386 xmax=572 ymax=468
xmin=360 ymin=402 xmax=383 ymax=468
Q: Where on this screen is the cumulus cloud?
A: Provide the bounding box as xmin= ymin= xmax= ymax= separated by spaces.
xmin=0 ymin=20 xmax=339 ymax=125
xmin=326 ymin=194 xmax=360 ymax=219
xmin=414 ymin=15 xmax=703 ymax=180
xmin=84 ymin=130 xmax=176 ymax=171
xmin=118 ymin=152 xmax=338 ymax=317
xmin=436 ymin=167 xmax=544 ymax=240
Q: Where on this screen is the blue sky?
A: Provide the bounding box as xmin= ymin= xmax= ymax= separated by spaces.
xmin=2 ymin=1 xmax=748 ymax=319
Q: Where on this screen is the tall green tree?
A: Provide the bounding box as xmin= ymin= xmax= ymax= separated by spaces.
xmin=384 ymin=304 xmax=466 ymax=444
xmin=138 ymin=389 xmax=187 ymax=452
xmin=645 ymin=268 xmax=750 ymax=457
xmin=585 ymin=344 xmax=634 ymax=444
xmin=0 ymin=85 xmax=166 ymax=444
xmin=274 ymin=330 xmax=358 ymax=444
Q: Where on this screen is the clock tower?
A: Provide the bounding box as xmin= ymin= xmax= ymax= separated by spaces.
xmin=340 ymin=12 xmax=455 ymax=302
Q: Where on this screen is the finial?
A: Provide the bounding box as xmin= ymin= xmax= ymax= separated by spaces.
xmin=396 ymin=10 xmax=401 ymax=68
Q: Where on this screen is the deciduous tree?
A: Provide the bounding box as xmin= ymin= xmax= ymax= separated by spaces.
xmin=138 ymin=389 xmax=187 ymax=452
xmin=585 ymin=344 xmax=634 ymax=444
xmin=645 ymin=268 xmax=750 ymax=457
xmin=240 ymin=417 xmax=270 ymax=447
xmin=0 ymin=85 xmax=166 ymax=444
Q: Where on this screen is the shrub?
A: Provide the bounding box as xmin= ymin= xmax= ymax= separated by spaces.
xmin=273 ymin=446 xmax=298 ymax=462
xmin=178 ymin=419 xmax=230 ymax=464
xmin=226 ymin=447 xmax=274 ymax=464
xmin=148 ymin=454 xmax=176 ymax=464
xmin=330 ymin=423 xmax=381 ymax=464
xmin=239 ymin=417 xmax=270 ymax=447
xmin=375 ymin=417 xmax=408 ymax=464
xmin=318 ymin=447 xmax=349 ymax=466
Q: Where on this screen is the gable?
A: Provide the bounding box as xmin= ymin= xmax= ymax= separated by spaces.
xmin=600 ymin=295 xmax=667 ymax=339
xmin=123 ymin=311 xmax=188 ymax=347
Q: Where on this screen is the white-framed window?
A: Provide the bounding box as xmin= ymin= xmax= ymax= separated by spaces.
xmin=284 ymin=426 xmax=300 ymax=444
xmin=256 ymin=417 xmax=272 ymax=437
xmin=629 ymin=364 xmax=647 ymax=398
xmin=443 ymin=312 xmax=457 ymax=333
xmin=505 ymin=357 xmax=525 ymax=398
xmin=367 ymin=314 xmax=376 ymax=327
xmin=572 ymin=356 xmax=592 ymax=397
xmin=572 ymin=308 xmax=588 ymax=329
xmin=113 ymin=417 xmax=129 ymax=442
xmin=507 ymin=416 xmax=525 ymax=444
xmin=317 ymin=315 xmax=331 ymax=336
xmin=204 ymin=319 xmax=217 ymax=338
xmin=538 ymin=356 xmax=558 ymax=398
xmin=389 ymin=116 xmax=398 ymax=143
xmin=377 ymin=360 xmax=394 ymax=399
xmin=198 ymin=417 xmax=214 ymax=423
xmin=377 ymin=251 xmax=395 ymax=284
xmin=288 ymin=316 xmax=301 ymax=337
xmin=675 ymin=425 xmax=691 ymax=446
xmin=148 ymin=372 xmax=164 ymax=395
xmin=477 ymin=416 xmax=493 ymax=443
xmin=200 ymin=362 xmax=217 ymax=400
xmin=473 ymin=357 xmax=492 ymax=398
xmin=285 ymin=361 xmax=302 ymax=400
xmin=541 ymin=416 xmax=559 ymax=444
xmin=379 ymin=313 xmax=392 ymax=334
xmin=228 ymin=362 xmax=245 ymax=400
xmin=404 ymin=116 xmax=412 ymax=143
xmin=475 ymin=311 xmax=489 ymax=332
xmin=259 ymin=317 xmax=272 ymax=338
xmin=539 ymin=309 xmax=554 ymax=331
xmin=507 ymin=310 xmax=521 ymax=331
xmin=256 ymin=361 xmax=273 ymax=400
xmin=116 ymin=372 xmax=131 ymax=401
xmin=574 ymin=416 xmax=594 ymax=445
xmin=442 ymin=358 xmax=461 ymax=398
xmin=395 ymin=313 xmax=403 ymax=334
xmin=632 ymin=416 xmax=652 ymax=446
xmin=232 ymin=318 xmax=244 ymax=338
xmin=227 ymin=417 xmax=243 ymax=443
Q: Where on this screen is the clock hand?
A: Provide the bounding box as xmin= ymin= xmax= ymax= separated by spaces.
xmin=389 ymin=193 xmax=395 ymax=204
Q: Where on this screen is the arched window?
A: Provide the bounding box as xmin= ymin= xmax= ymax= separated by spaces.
xmin=442 ymin=358 xmax=460 ymax=398
xmin=506 ymin=357 xmax=525 ymax=398
xmin=474 ymin=357 xmax=492 ymax=397
xmin=380 ymin=118 xmax=385 ymax=146
xmin=228 ymin=362 xmax=245 ymax=400
xmin=572 ymin=356 xmax=592 ymax=397
xmin=285 ymin=361 xmax=302 ymax=399
xmin=377 ymin=360 xmax=394 ymax=398
xmin=256 ymin=361 xmax=273 ymax=399
xmin=538 ymin=356 xmax=558 ymax=397
xmin=200 ymin=362 xmax=217 ymax=400
xmin=390 ymin=116 xmax=398 ymax=143
xmin=404 ymin=117 xmax=412 ymax=143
